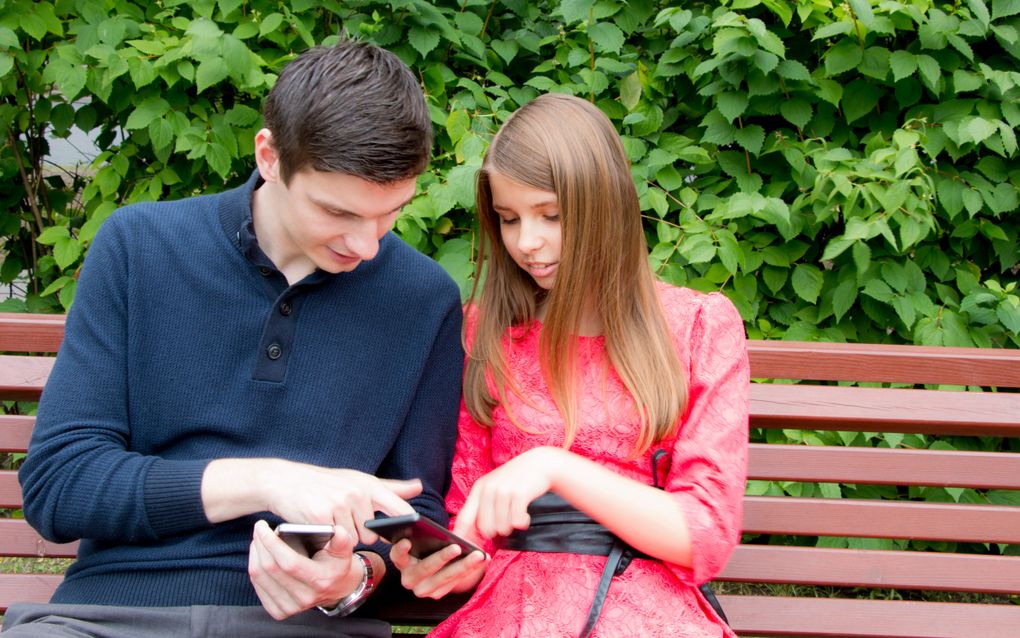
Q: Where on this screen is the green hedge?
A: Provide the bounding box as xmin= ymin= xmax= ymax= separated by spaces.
xmin=2 ymin=0 xmax=1018 ymax=349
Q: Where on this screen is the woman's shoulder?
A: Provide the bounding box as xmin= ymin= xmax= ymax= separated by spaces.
xmin=654 ymin=280 xmax=740 ymax=325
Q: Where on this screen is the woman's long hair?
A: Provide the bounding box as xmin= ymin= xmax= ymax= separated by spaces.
xmin=464 ymin=93 xmax=687 ymax=456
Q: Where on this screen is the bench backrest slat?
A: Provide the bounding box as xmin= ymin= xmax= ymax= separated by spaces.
xmin=0 ymin=415 xmax=33 ymax=452
xmin=748 ymin=444 xmax=1020 ymax=489
xmin=0 ymin=314 xmax=64 ymax=354
xmin=718 ymin=596 xmax=1020 ymax=638
xmin=0 ymin=519 xmax=78 ymax=558
xmin=744 ymin=496 xmax=1020 ymax=543
xmin=720 ymin=544 xmax=1020 ymax=593
xmin=750 ymin=384 xmax=1020 ymax=436
xmin=748 ymin=340 xmax=1020 ymax=387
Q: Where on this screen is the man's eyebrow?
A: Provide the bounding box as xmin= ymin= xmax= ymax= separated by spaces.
xmin=312 ymin=195 xmax=415 ymax=217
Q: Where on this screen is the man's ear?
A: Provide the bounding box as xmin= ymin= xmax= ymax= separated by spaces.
xmin=253 ymin=128 xmax=282 ymax=184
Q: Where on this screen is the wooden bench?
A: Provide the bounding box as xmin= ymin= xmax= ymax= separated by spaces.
xmin=3 ymin=311 xmax=1020 ymax=637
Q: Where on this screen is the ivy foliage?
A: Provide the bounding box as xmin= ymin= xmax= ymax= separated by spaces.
xmin=1 ymin=0 xmax=1017 ymax=347
xmin=1 ymin=0 xmax=1018 ymax=554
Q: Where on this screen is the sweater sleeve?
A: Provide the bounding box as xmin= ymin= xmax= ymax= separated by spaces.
xmin=375 ymin=291 xmax=464 ymax=527
xmin=662 ymin=292 xmax=750 ymax=585
xmin=19 ymin=213 xmax=212 ymax=544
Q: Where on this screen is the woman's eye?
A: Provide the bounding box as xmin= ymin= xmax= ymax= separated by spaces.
xmin=544 ymin=214 xmax=560 ymax=222
xmin=498 ymin=217 xmax=518 ymax=225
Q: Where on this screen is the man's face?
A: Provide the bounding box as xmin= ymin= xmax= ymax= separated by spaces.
xmin=275 ymin=169 xmax=417 ymax=274
xmin=253 ymin=130 xmax=418 ymax=276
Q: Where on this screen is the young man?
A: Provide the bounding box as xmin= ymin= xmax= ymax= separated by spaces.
xmin=5 ymin=41 xmax=462 ymax=637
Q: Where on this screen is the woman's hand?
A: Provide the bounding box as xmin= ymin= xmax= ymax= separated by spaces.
xmin=390 ymin=537 xmax=488 ymax=599
xmin=453 ymin=446 xmax=565 ymax=540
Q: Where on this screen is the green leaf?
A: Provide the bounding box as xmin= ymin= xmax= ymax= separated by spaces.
xmin=824 ymin=39 xmax=863 ymax=76
xmin=679 ymin=233 xmax=716 ymax=264
xmin=890 ymin=50 xmax=917 ymax=82
xmin=833 ymin=279 xmax=858 ymax=321
xmin=792 ymin=263 xmax=824 ymax=303
xmin=992 ymin=0 xmax=1020 ymax=20
xmin=842 ymin=79 xmax=882 ymax=123
xmin=148 ymin=117 xmax=174 ymax=152
xmin=620 ymin=71 xmax=641 ymax=111
xmin=852 ymin=241 xmax=871 ymax=275
xmin=915 ymin=54 xmax=941 ymax=94
xmin=762 ymin=266 xmax=788 ymax=294
xmin=195 ymin=58 xmax=229 ymax=93
xmin=125 ymin=96 xmax=170 ymax=130
xmin=815 ymin=78 xmax=843 ymax=107
xmin=588 ymin=22 xmax=624 ymax=53
xmin=491 ymin=39 xmax=518 ymax=65
xmin=0 ymin=26 xmax=19 ymax=49
xmin=848 ymin=0 xmax=876 ymax=26
xmin=814 ymin=22 xmax=853 ymax=40
xmin=37 ymin=226 xmax=70 ymax=246
xmin=965 ymin=116 xmax=998 ymax=144
xmin=717 ymin=92 xmax=749 ymax=123
xmin=776 ymin=59 xmax=811 ymax=81
xmin=40 ymin=275 xmax=74 ymax=297
xmin=560 ymin=0 xmax=594 ymax=24
xmin=780 ymin=99 xmax=812 ymax=128
xmin=409 ymin=26 xmax=440 ymax=57
xmin=54 ymin=236 xmax=83 ymax=270
xmin=734 ymin=125 xmax=765 ymax=155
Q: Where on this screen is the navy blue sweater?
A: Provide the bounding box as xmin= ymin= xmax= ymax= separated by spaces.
xmin=20 ymin=171 xmax=463 ymax=606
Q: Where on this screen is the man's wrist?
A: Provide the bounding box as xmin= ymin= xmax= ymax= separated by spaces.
xmin=317 ymin=552 xmax=378 ymax=617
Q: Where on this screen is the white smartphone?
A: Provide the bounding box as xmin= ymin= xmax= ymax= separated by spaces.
xmin=274 ymin=523 xmax=334 ymax=556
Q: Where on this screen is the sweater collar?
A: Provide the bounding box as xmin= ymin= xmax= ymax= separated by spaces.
xmin=217 ymin=169 xmax=335 ymax=286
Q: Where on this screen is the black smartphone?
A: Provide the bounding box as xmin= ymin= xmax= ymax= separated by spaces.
xmin=365 ymin=512 xmax=483 ymax=561
xmin=274 ymin=523 xmax=334 ymax=556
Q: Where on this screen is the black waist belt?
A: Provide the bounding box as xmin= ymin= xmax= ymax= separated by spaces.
xmin=502 ymin=493 xmax=727 ymax=638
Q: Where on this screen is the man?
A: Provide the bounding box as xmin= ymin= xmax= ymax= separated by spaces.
xmin=6 ymin=40 xmax=462 ymax=637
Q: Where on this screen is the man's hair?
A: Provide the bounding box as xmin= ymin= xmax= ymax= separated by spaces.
xmin=262 ymin=40 xmax=433 ymax=184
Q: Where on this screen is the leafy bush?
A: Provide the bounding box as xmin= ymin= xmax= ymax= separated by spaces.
xmin=2 ymin=0 xmax=1018 ymax=350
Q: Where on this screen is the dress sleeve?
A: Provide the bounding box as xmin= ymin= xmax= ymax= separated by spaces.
xmin=662 ymin=292 xmax=749 ymax=585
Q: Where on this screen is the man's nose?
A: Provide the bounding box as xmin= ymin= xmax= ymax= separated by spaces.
xmin=345 ymin=224 xmax=381 ymax=261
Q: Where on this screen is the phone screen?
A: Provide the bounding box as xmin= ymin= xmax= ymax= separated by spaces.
xmin=365 ymin=513 xmax=482 ymax=560
xmin=274 ymin=523 xmax=334 ymax=556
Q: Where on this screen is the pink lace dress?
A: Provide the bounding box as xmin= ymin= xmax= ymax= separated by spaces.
xmin=430 ymin=283 xmax=749 ymax=638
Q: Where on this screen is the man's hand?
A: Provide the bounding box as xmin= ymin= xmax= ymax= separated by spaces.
xmin=249 ymin=520 xmax=376 ymax=619
xmin=203 ymin=459 xmax=422 ymax=545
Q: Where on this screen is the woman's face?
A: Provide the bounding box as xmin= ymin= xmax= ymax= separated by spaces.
xmin=488 ymin=171 xmax=563 ymax=291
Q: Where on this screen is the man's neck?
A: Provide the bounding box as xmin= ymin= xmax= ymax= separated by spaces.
xmin=251 ymin=184 xmax=316 ymax=285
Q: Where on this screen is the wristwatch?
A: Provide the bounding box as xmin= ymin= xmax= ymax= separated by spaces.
xmin=317 ymin=552 xmax=377 ymax=617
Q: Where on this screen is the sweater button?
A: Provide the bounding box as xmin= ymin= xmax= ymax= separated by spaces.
xmin=258 ymin=266 xmax=272 ymax=277
xmin=266 ymin=343 xmax=283 ymax=360
xmin=280 ymin=301 xmax=292 ymax=316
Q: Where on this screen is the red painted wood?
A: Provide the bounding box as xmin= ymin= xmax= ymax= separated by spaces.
xmin=748 ymin=444 xmax=1020 ymax=489
xmin=743 ymin=496 xmax=1020 ymax=544
xmin=718 ymin=595 xmax=1020 ymax=638
xmin=748 ymin=339 xmax=1020 ymax=387
xmin=0 ymin=356 xmax=54 ymax=401
xmin=0 ymin=574 xmax=64 ymax=613
xmin=0 ymin=519 xmax=77 ymax=558
xmin=0 ymin=313 xmax=64 ymax=353
xmin=720 ymin=545 xmax=1020 ymax=593
xmin=0 ymin=415 xmax=33 ymax=452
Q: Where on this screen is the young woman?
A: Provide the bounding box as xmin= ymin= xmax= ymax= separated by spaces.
xmin=392 ymin=93 xmax=749 ymax=638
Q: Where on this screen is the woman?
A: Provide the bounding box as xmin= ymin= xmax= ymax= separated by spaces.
xmin=393 ymin=93 xmax=749 ymax=638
